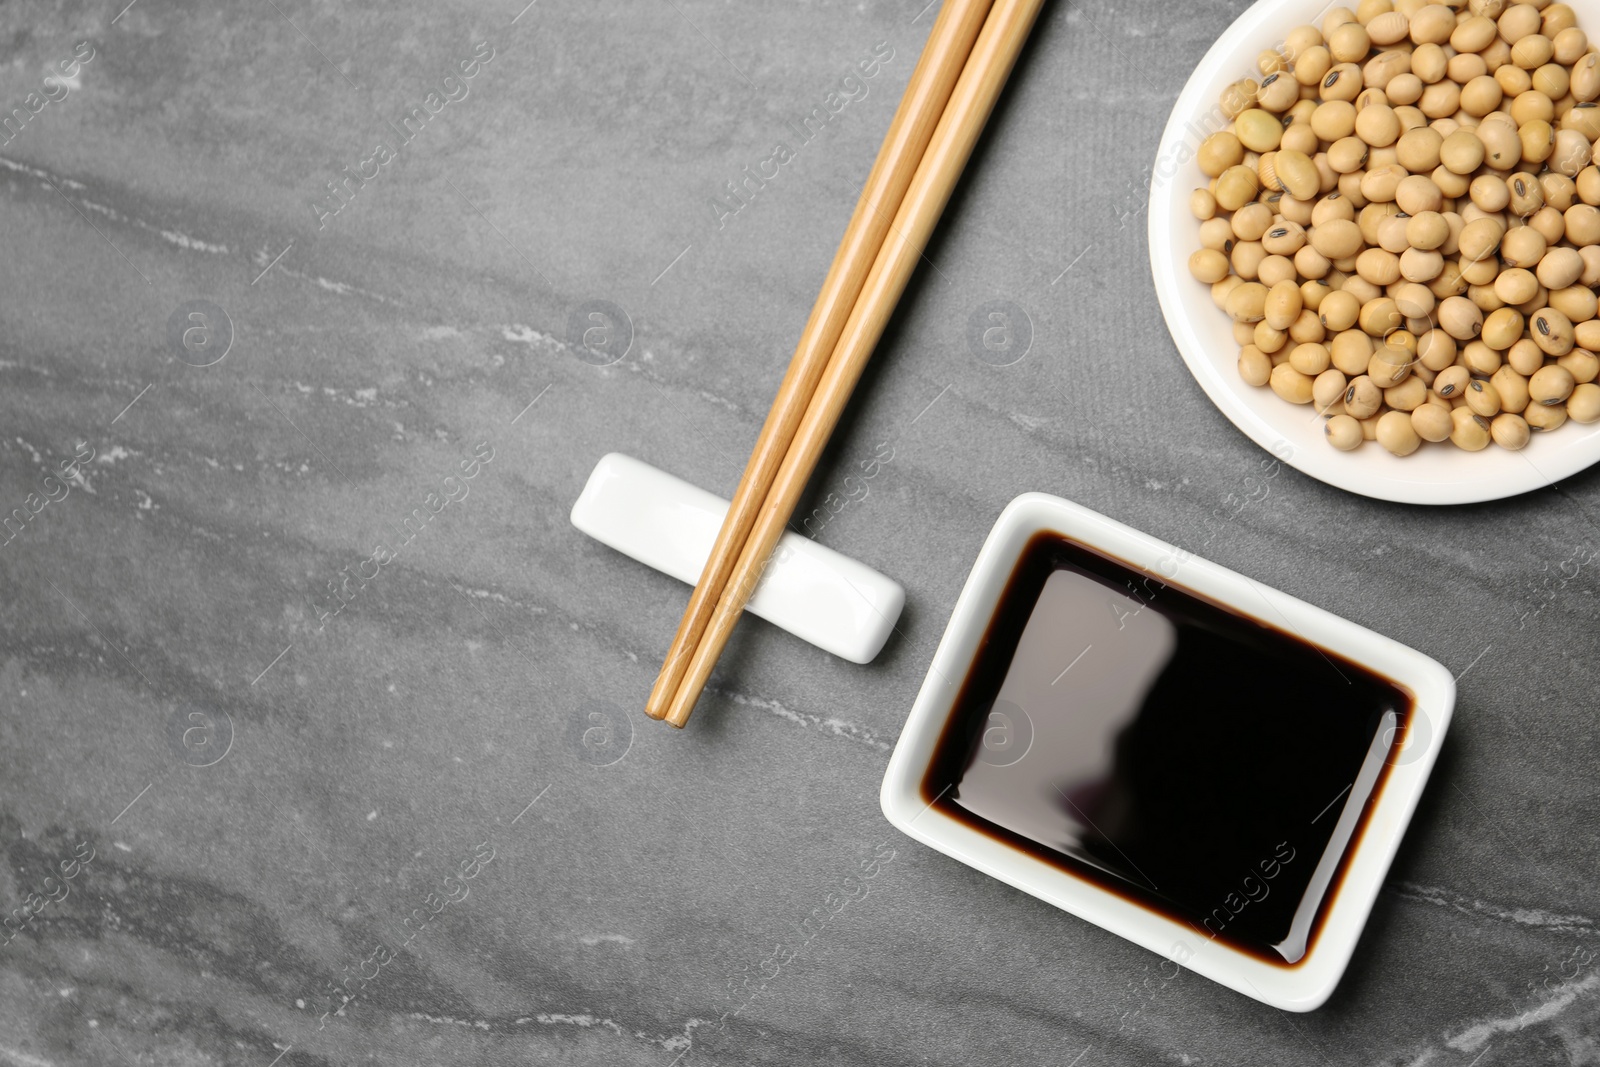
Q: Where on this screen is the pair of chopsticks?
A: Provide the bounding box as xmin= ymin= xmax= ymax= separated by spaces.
xmin=646 ymin=0 xmax=1045 ymax=728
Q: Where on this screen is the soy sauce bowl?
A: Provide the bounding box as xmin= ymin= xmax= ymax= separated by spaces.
xmin=1146 ymin=0 xmax=1600 ymax=505
xmin=879 ymin=493 xmax=1455 ymax=1011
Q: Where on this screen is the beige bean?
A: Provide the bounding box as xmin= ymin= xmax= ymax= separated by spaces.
xmin=1292 ymin=304 xmax=1328 ymax=342
xmin=1572 ymin=53 xmax=1600 ymax=102
xmin=1311 ymin=218 xmax=1365 ymax=258
xmin=1478 ymin=118 xmax=1524 ymax=169
xmin=1236 ymin=108 xmax=1285 ymax=153
xmin=1377 ymin=409 xmax=1423 ymax=454
xmin=1360 ymin=296 xmax=1403 ymax=336
xmin=1553 ymin=19 xmax=1588 ymax=55
xmin=1531 ymin=306 xmax=1576 ymax=355
xmin=1434 ymin=364 xmax=1472 ymax=398
xmin=1239 ymin=344 xmax=1273 ymax=386
xmin=1491 ymin=412 xmax=1532 ymax=448
xmin=1314 ymin=368 xmax=1350 ymax=412
xmin=1345 ymin=373 xmax=1384 ymax=417
xmin=1577 ymin=318 xmax=1600 ymax=350
xmin=1565 ymin=203 xmax=1600 ymax=243
xmin=1559 ymin=347 xmax=1599 ymax=381
xmin=1452 ymin=15 xmax=1499 ymax=53
xmin=1567 ymin=381 xmax=1600 ymax=422
xmin=1189 ymin=249 xmax=1231 ymax=283
xmin=1525 ymin=400 xmax=1569 ymax=430
xmin=1361 ymin=164 xmax=1410 ymax=203
xmin=1497 ymin=63 xmax=1533 ymax=98
xmin=1212 ymin=275 xmax=1245 ymax=309
xmin=1438 ymin=295 xmax=1486 ymax=339
xmin=1357 ymin=102 xmax=1403 ymax=147
xmin=1463 ymin=340 xmax=1505 ymax=376
xmin=1396 ymin=175 xmax=1444 ymax=216
xmin=1531 ymin=205 xmax=1568 ymax=244
xmin=1513 ymin=88 xmax=1556 ymax=125
xmin=1258 ymin=71 xmax=1301 ymax=112
xmin=1413 ymin=403 xmax=1454 ymax=440
xmin=1419 ymin=327 xmax=1459 ymax=370
xmin=1494 ymin=267 xmax=1541 ymax=305
xmin=1297 ymin=44 xmax=1335 ymax=87
xmin=1255 ymin=320 xmax=1288 ymax=353
xmin=1290 ymin=341 xmax=1333 ymax=375
xmin=1511 ymin=33 xmax=1554 ymax=71
xmin=1440 ymin=129 xmax=1487 ymax=174
xmin=1501 ymin=226 xmax=1548 ymax=268
xmin=1262 ymin=279 xmax=1304 ymax=330
xmin=1199 ymin=216 xmax=1234 ymax=250
xmin=1270 ymin=362 xmax=1316 ymax=403
xmin=1325 ymin=413 xmax=1365 ymax=449
xmin=1216 ymin=165 xmax=1263 ymax=211
xmin=1401 ymin=247 xmax=1446 ymax=283
xmin=1199 ymin=131 xmax=1247 ymax=177
xmin=1328 ymin=21 xmax=1371 ymax=63
xmin=1450 ymin=407 xmax=1493 ymax=449
xmin=1369 ymin=343 xmax=1415 ymax=386
xmin=1232 ymin=240 xmax=1267 ymax=279
xmin=1539 ymin=175 xmax=1577 ymax=213
xmin=1520 ymin=119 xmax=1556 ymax=164
xmin=1465 ymin=377 xmax=1503 ymax=416
xmin=1458 ymin=217 xmax=1505 ymax=262
xmin=1492 ymin=365 xmax=1532 ymax=412
xmin=1320 ymin=291 xmax=1362 ymax=333
xmin=1483 ymin=307 xmax=1526 ymax=350
xmin=1386 ymin=376 xmax=1429 ymax=411
xmin=1549 ymin=285 xmax=1599 ymax=323
xmin=1226 ymin=281 xmax=1270 ymax=322
xmin=1530 ymin=363 xmax=1577 ymax=404
xmin=1469 ymin=175 xmax=1511 ymax=214
xmin=1537 ymin=246 xmax=1585 ymax=289
xmin=1274 ymin=149 xmax=1320 ymax=200
xmin=1551 ymin=128 xmax=1592 ymax=177
xmin=1357 ymin=247 xmax=1403 ymax=285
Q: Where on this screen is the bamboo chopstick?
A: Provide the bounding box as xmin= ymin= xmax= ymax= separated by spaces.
xmin=663 ymin=0 xmax=1046 ymax=728
xmin=644 ymin=0 xmax=995 ymax=720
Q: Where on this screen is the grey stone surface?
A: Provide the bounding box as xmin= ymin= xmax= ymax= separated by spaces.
xmin=1 ymin=0 xmax=1598 ymax=1064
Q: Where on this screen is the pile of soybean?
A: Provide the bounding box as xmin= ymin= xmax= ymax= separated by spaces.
xmin=1189 ymin=0 xmax=1600 ymax=456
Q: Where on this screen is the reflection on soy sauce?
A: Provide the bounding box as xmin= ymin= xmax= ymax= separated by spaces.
xmin=923 ymin=533 xmax=1412 ymax=965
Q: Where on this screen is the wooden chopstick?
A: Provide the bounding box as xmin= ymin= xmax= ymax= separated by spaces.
xmin=644 ymin=0 xmax=995 ymax=720
xmin=663 ymin=0 xmax=1047 ymax=728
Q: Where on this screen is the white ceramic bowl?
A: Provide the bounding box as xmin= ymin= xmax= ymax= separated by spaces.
xmin=1147 ymin=0 xmax=1600 ymax=505
xmin=880 ymin=493 xmax=1455 ymax=1011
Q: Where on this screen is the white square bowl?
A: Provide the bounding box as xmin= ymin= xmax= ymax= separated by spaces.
xmin=880 ymin=493 xmax=1455 ymax=1011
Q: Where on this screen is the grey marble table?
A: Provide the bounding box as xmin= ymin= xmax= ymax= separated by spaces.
xmin=2 ymin=0 xmax=1598 ymax=1064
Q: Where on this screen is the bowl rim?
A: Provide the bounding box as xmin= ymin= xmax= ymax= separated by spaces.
xmin=879 ymin=491 xmax=1455 ymax=1011
xmin=1145 ymin=0 xmax=1600 ymax=505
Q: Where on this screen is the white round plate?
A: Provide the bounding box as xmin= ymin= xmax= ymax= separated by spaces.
xmin=1146 ymin=0 xmax=1600 ymax=505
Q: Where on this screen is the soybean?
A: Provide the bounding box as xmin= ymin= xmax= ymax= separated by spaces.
xmin=1412 ymin=404 xmax=1454 ymax=441
xmin=1491 ymin=412 xmax=1532 ymax=449
xmin=1530 ymin=363 xmax=1577 ymax=404
xmin=1377 ymin=409 xmax=1423 ymax=455
xmin=1325 ymin=413 xmax=1364 ymax=449
xmin=1567 ymin=381 xmax=1600 ymax=422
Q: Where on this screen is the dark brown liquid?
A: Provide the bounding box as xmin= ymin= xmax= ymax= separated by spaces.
xmin=922 ymin=532 xmax=1413 ymax=965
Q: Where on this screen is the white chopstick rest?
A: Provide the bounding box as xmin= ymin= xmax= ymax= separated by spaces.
xmin=571 ymin=453 xmax=904 ymax=664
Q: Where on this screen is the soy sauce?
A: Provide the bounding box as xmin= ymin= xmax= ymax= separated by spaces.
xmin=921 ymin=532 xmax=1413 ymax=965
